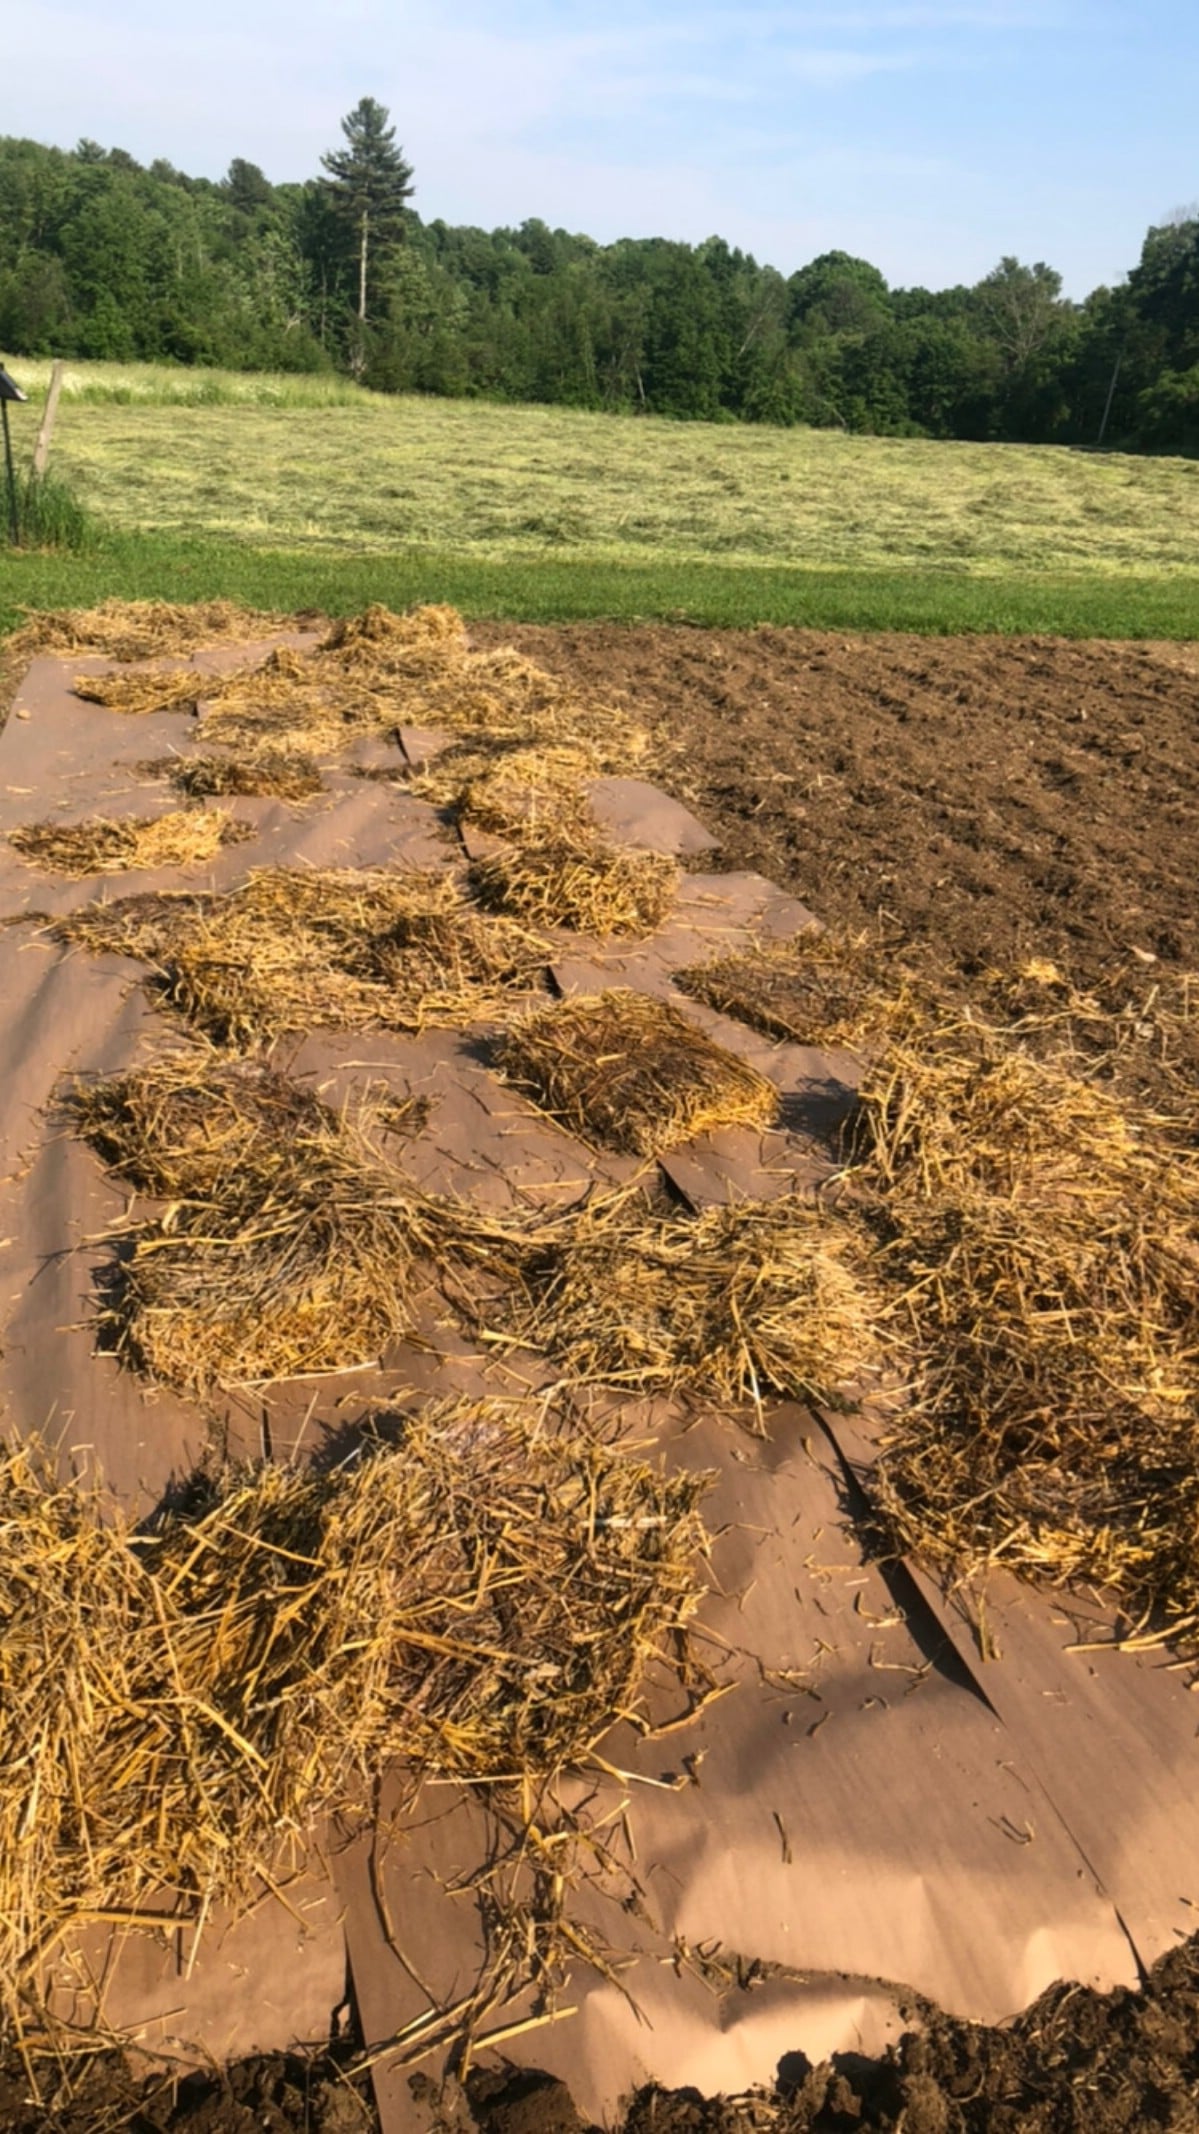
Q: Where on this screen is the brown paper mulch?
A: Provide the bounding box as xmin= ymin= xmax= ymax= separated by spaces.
xmin=9 ymin=1932 xmax=1199 ymax=2134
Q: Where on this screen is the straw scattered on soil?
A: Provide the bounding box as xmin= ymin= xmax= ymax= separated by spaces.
xmin=10 ymin=598 xmax=292 ymax=663
xmin=140 ymin=748 xmax=325 ymax=801
xmin=498 ymin=1188 xmax=881 ymax=1419
xmin=0 ymin=1415 xmax=709 ymax=2022
xmin=471 ymin=834 xmax=678 ymax=938
xmin=8 ymin=810 xmax=251 ymax=877
xmin=496 ymin=989 xmax=778 ymax=1156
xmin=675 ymin=930 xmax=917 ymax=1054
xmin=54 ymin=867 xmax=551 ymax=1045
xmin=849 ymin=1019 xmax=1199 ymax=1639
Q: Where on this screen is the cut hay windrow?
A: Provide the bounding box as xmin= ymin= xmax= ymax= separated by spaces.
xmin=0 ymin=1417 xmax=709 ymax=2020
xmin=10 ymin=598 xmax=291 ymax=663
xmin=8 ymin=810 xmax=251 ymax=877
xmin=141 ymin=748 xmax=325 ymax=801
xmin=54 ymin=867 xmax=552 ymax=1045
xmin=848 ymin=1021 xmax=1199 ymax=1639
xmin=675 ymin=930 xmax=915 ymax=1054
xmin=471 ymin=832 xmax=678 ymax=938
xmin=498 ymin=1188 xmax=881 ymax=1419
xmin=496 ymin=989 xmax=778 ymax=1156
xmin=73 ymin=1058 xmax=469 ymax=1395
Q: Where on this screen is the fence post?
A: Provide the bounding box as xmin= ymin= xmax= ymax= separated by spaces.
xmin=32 ymin=360 xmax=65 ymax=477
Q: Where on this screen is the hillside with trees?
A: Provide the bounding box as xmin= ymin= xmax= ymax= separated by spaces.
xmin=1 ymin=104 xmax=1196 ymax=454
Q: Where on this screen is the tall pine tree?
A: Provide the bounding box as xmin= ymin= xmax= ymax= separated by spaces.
xmin=320 ymin=98 xmax=414 ymax=326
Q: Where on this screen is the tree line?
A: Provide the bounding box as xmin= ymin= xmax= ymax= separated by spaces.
xmin=1 ymin=101 xmax=1197 ymax=453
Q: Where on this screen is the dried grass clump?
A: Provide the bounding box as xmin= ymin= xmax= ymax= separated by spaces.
xmin=11 ymin=598 xmax=290 ymax=663
xmin=326 ymin=614 xmax=640 ymax=754
xmin=675 ymin=931 xmax=915 ymax=1053
xmin=194 ymin=644 xmax=381 ymax=751
xmin=496 ymin=990 xmax=778 ymax=1156
xmin=853 ymin=1024 xmax=1199 ymax=1638
xmin=853 ymin=1028 xmax=1174 ymax=1200
xmin=321 ymin=600 xmax=468 ymax=669
xmin=0 ymin=1416 xmax=709 ymax=2016
xmin=871 ymin=1194 xmax=1199 ymax=1616
xmin=52 ymin=889 xmax=211 ymax=961
xmin=72 ymin=668 xmax=209 ymax=715
xmin=501 ymin=1190 xmax=880 ymax=1417
xmin=8 ymin=810 xmax=250 ymax=876
xmin=457 ymin=742 xmax=600 ymax=838
xmin=471 ymin=832 xmax=678 ymax=938
xmin=91 ymin=1074 xmax=443 ymax=1394
xmin=55 ymin=868 xmax=550 ymax=1044
xmin=144 ymin=748 xmax=325 ymax=801
xmin=69 ymin=1056 xmax=341 ymax=1197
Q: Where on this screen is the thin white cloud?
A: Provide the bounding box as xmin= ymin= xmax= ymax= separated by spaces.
xmin=779 ymin=48 xmax=918 ymax=80
xmin=0 ymin=0 xmax=1157 ymax=300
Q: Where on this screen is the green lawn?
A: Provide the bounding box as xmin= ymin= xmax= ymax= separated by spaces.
xmin=3 ymin=360 xmax=1198 ymax=638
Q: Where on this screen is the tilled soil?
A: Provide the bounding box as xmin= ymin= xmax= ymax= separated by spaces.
xmin=8 ymin=1940 xmax=1199 ymax=2134
xmin=5 ymin=622 xmax=1199 ymax=2130
xmin=480 ymin=623 xmax=1199 ymax=986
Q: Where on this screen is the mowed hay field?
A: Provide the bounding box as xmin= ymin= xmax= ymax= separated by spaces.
xmin=9 ymin=357 xmax=1199 ymax=584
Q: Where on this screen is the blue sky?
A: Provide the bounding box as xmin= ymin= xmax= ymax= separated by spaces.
xmin=8 ymin=0 xmax=1197 ymax=295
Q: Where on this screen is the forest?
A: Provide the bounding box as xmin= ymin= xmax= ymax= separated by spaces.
xmin=1 ymin=101 xmax=1196 ymax=453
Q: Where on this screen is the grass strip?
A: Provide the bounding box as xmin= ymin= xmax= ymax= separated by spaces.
xmin=2 ymin=538 xmax=1197 ymax=640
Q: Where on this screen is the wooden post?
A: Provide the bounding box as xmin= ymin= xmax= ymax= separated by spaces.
xmin=32 ymin=359 xmax=65 ymax=477
xmin=2 ymin=400 xmax=18 ymax=544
